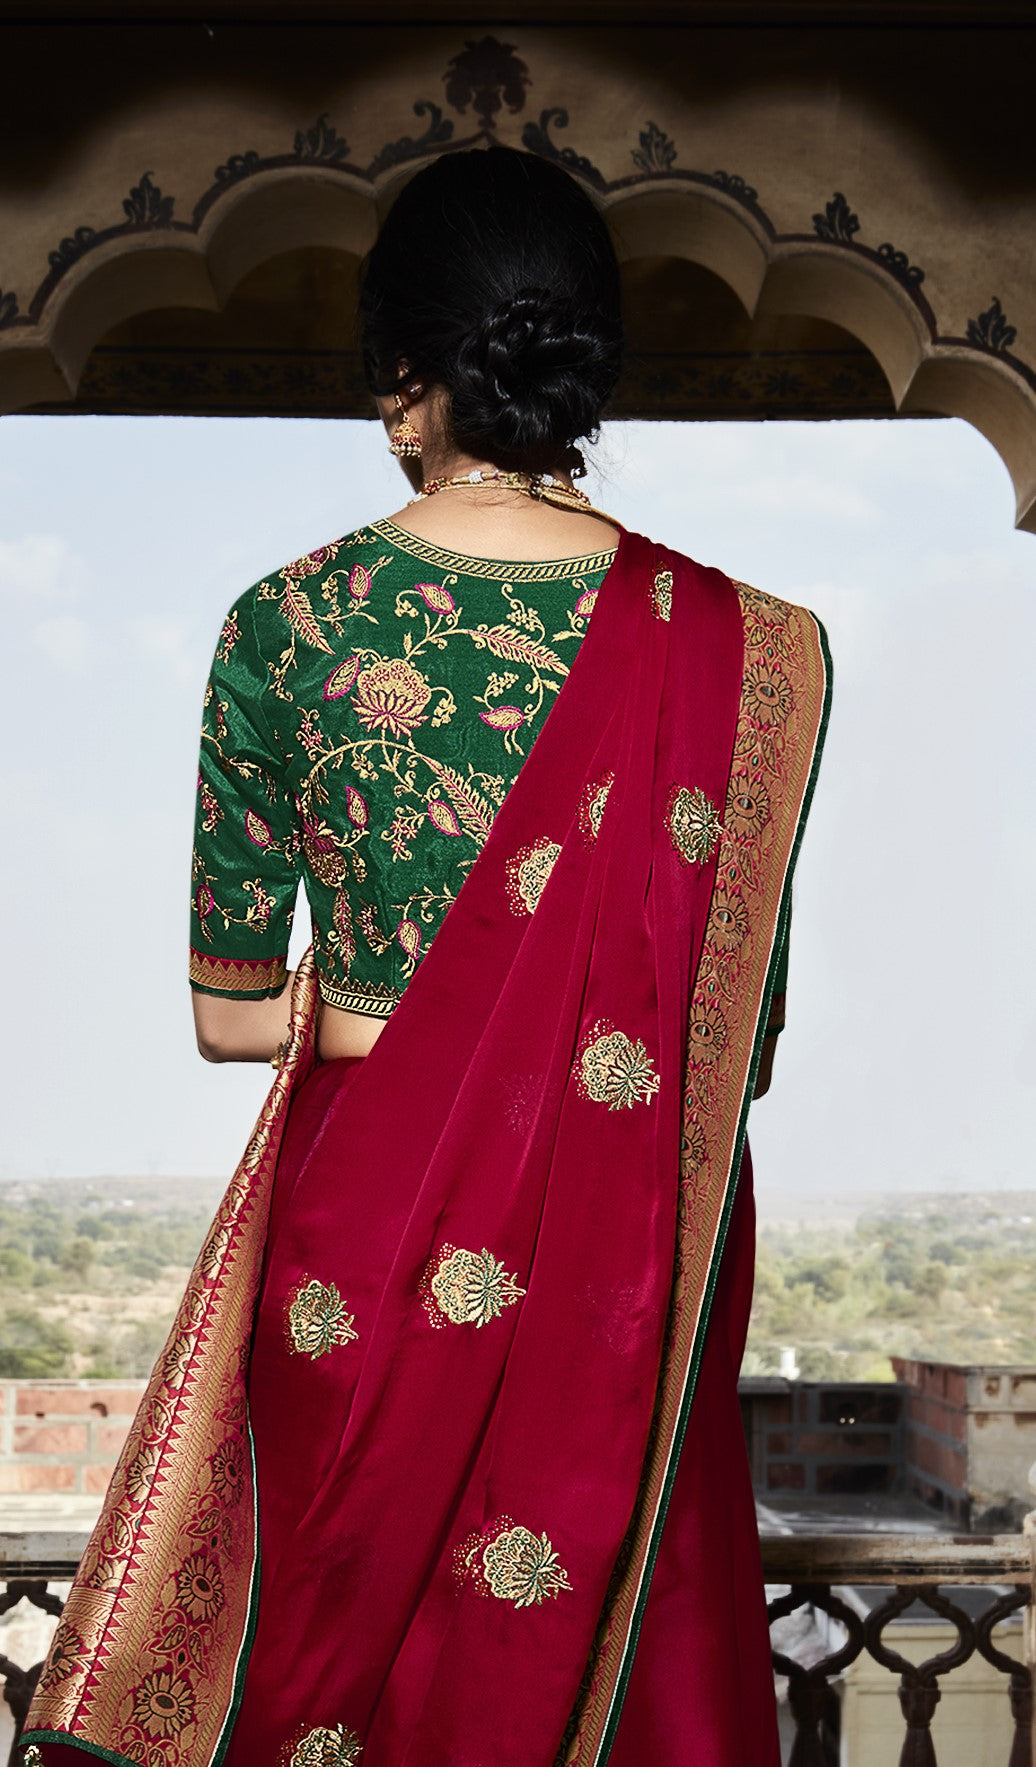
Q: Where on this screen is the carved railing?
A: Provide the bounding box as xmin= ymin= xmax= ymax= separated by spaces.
xmin=762 ymin=1532 xmax=1035 ymax=1767
xmin=0 ymin=1533 xmax=1034 ymax=1764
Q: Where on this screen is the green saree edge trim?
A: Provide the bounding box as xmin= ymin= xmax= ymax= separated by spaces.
xmin=18 ymin=1734 xmax=141 ymax=1766
xmin=595 ymin=611 xmax=833 ymax=1765
xmin=210 ymin=1420 xmax=262 ymax=1767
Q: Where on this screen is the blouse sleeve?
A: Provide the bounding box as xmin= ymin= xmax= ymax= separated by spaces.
xmin=189 ymin=588 xmax=300 ymax=999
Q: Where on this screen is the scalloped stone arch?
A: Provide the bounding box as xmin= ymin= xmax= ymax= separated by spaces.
xmin=3 ymin=160 xmax=1035 ymax=532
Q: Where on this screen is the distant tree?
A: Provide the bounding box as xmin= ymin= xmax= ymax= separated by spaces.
xmin=0 ymin=1307 xmax=75 ymax=1378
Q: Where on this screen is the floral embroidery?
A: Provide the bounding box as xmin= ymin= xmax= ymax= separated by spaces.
xmin=130 ymin=1668 xmax=196 ymax=1738
xmin=687 ymin=999 xmax=728 ymax=1065
xmin=285 ymin=1278 xmax=359 ymax=1360
xmin=725 ymin=773 xmax=771 ymax=838
xmin=192 ymin=530 xmax=611 ymax=1019
xmin=575 ymin=1020 xmax=660 ymax=1110
xmin=37 ymin=1620 xmax=86 ymax=1690
xmin=741 ymin=658 xmax=792 ymax=726
xmin=665 ymin=784 xmax=723 ymax=867
xmin=287 ymin=1723 xmax=363 ymax=1766
xmin=215 ymin=608 xmax=240 ymax=664
xmin=455 ymin=1516 xmax=573 ymax=1608
xmin=421 ymin=1244 xmax=526 ymax=1329
xmin=21 ymin=1749 xmax=43 ymax=1766
xmin=352 ymin=656 xmax=433 ymax=736
xmin=505 ymin=837 xmax=562 ymax=915
xmin=578 ymin=771 xmax=614 ymax=845
xmin=708 ymin=887 xmax=749 ymax=952
xmin=175 ymin=1552 xmax=225 ymax=1621
xmin=651 ymin=567 xmax=673 ymax=622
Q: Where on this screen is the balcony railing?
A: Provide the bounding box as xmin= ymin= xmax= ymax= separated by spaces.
xmin=1 ymin=1529 xmax=1034 ymax=1765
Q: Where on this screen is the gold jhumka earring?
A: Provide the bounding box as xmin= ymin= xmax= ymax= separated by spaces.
xmin=389 ymin=391 xmax=422 ymax=460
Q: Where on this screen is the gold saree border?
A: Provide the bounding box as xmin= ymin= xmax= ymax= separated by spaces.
xmin=23 ymin=955 xmax=320 ymax=1767
xmin=556 ymin=585 xmax=832 ymax=1767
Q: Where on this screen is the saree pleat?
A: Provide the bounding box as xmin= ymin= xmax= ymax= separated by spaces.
xmin=25 ymin=528 xmax=830 ymax=1767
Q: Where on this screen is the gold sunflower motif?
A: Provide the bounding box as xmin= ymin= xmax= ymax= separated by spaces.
xmin=481 ymin=1524 xmax=573 ymax=1608
xmin=651 ymin=568 xmax=673 ymax=622
xmin=208 ymin=1438 xmax=245 ymax=1501
xmin=725 ymin=774 xmax=771 ymax=838
xmin=505 ymin=838 xmax=562 ymax=916
xmin=577 ymin=1023 xmax=660 ymax=1111
xmin=175 ymin=1552 xmax=225 ymax=1621
xmin=687 ymin=1001 xmax=729 ymax=1066
xmin=131 ymin=1668 xmax=196 ymax=1739
xmin=38 ymin=1619 xmax=85 ymax=1689
xmin=665 ymin=785 xmax=724 ymax=868
xmin=742 ymin=659 xmax=793 ymax=726
xmin=289 ymin=1722 xmax=363 ymax=1767
xmin=708 ymin=887 xmax=749 ymax=952
xmin=286 ymin=1278 xmax=358 ymax=1360
xmin=425 ymin=1245 xmax=526 ymax=1330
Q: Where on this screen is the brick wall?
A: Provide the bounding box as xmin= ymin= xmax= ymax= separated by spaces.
xmin=892 ymin=1358 xmax=969 ymax=1523
xmin=894 ymin=1359 xmax=1036 ymax=1529
xmin=740 ymin=1379 xmax=905 ymax=1498
xmin=0 ymin=1379 xmax=145 ymax=1499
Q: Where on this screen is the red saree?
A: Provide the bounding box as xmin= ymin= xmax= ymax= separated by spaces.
xmin=24 ymin=525 xmax=830 ymax=1767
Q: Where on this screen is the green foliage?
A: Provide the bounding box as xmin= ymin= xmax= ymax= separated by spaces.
xmin=747 ymin=1194 xmax=1036 ymax=1381
xmin=0 ymin=1307 xmax=76 ymax=1378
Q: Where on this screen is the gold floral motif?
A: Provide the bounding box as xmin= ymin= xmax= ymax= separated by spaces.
xmin=742 ymin=658 xmax=793 ymax=726
xmin=288 ymin=1723 xmax=363 ymax=1766
xmin=286 ymin=1278 xmax=358 ymax=1360
xmin=665 ymin=785 xmax=723 ymax=867
xmin=578 ymin=771 xmax=614 ymax=845
xmin=482 ymin=1524 xmax=573 ymax=1608
xmin=687 ymin=1000 xmax=729 ymax=1066
xmin=175 ymin=1552 xmax=225 ymax=1621
xmin=37 ymin=1620 xmax=85 ymax=1690
xmin=131 ymin=1668 xmax=196 ymax=1738
xmin=576 ymin=1020 xmax=660 ymax=1111
xmin=351 ymin=656 xmax=432 ymax=736
xmin=421 ymin=1244 xmax=526 ymax=1330
xmin=708 ymin=887 xmax=749 ymax=952
xmin=505 ymin=837 xmax=562 ymax=916
xmin=651 ymin=567 xmax=673 ymax=622
xmin=21 ymin=1750 xmax=43 ymax=1767
xmin=725 ymin=772 xmax=771 ymax=838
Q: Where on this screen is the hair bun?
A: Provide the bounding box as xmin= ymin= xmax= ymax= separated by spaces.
xmin=475 ymin=286 xmax=580 ymax=402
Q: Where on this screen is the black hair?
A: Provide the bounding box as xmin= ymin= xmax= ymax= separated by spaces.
xmin=358 ymin=145 xmax=623 ymax=477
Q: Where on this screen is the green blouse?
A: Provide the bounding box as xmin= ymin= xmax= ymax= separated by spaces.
xmin=189 ymin=517 xmax=618 ymax=1017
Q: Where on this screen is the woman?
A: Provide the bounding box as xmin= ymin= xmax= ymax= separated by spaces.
xmin=24 ymin=145 xmax=830 ymax=1767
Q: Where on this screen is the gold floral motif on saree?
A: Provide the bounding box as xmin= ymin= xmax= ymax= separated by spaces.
xmin=285 ymin=1277 xmax=359 ymax=1360
xmin=578 ymin=771 xmax=614 ymax=846
xmin=421 ymin=1243 xmax=527 ymax=1329
xmin=35 ymin=1620 xmax=85 ymax=1691
xmin=287 ymin=1722 xmax=364 ymax=1766
xmin=664 ymin=784 xmax=724 ymax=867
xmin=130 ymin=1668 xmax=196 ymax=1738
xmin=651 ymin=567 xmax=673 ymax=622
xmin=575 ymin=1019 xmax=660 ymax=1111
xmin=505 ymin=837 xmax=563 ymax=915
xmin=454 ymin=1515 xmax=573 ymax=1608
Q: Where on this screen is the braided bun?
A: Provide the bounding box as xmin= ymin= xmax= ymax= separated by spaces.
xmin=359 ymin=146 xmax=623 ymax=476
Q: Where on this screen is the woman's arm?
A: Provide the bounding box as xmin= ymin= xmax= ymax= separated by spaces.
xmin=193 ymin=977 xmax=294 ymax=1064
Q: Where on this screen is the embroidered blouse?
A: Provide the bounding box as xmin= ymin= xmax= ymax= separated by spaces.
xmin=188 ymin=517 xmax=618 ymax=1018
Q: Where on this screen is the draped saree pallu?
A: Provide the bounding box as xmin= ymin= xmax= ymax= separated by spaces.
xmin=24 ymin=527 xmax=831 ymax=1767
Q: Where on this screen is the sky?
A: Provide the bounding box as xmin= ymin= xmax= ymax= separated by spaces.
xmin=1 ymin=411 xmax=1033 ymax=1199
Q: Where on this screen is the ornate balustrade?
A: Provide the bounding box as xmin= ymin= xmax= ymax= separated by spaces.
xmin=0 ymin=1531 xmax=1034 ymax=1764
xmin=762 ymin=1531 xmax=1035 ymax=1767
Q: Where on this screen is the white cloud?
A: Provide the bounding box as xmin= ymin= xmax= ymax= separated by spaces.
xmin=0 ymin=534 xmax=90 ymax=605
xmin=31 ymin=613 xmax=100 ymax=671
xmin=130 ymin=615 xmax=201 ymax=687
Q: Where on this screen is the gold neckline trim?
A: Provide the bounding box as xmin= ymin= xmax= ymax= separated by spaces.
xmin=370 ymin=517 xmax=618 ymax=583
